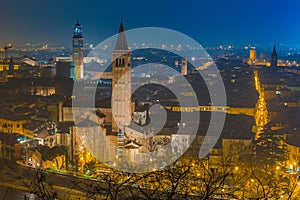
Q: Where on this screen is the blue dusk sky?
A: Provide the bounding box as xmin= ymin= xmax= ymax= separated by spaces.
xmin=0 ymin=0 xmax=299 ymax=47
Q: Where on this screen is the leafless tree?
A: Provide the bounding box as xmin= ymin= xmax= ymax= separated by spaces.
xmin=21 ymin=169 xmax=59 ymax=200
xmin=83 ymin=169 xmax=138 ymax=200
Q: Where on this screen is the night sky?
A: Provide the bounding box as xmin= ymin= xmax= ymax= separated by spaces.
xmin=1 ymin=0 xmax=299 ymax=47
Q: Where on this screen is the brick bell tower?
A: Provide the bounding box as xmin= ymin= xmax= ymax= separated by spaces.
xmin=112 ymin=20 xmax=132 ymax=133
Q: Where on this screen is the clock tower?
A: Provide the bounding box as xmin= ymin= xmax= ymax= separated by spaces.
xmin=72 ymin=21 xmax=84 ymax=79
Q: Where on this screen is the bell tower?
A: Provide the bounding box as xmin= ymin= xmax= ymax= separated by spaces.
xmin=72 ymin=21 xmax=84 ymax=79
xmin=112 ymin=21 xmax=132 ymax=133
xmin=271 ymin=45 xmax=278 ymax=67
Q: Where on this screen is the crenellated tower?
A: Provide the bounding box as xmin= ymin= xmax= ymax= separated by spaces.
xmin=72 ymin=21 xmax=84 ymax=79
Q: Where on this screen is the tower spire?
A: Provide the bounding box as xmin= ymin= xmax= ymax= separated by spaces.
xmin=119 ymin=17 xmax=124 ymax=33
xmin=115 ymin=20 xmax=128 ymax=50
xmin=271 ymin=44 xmax=278 ymax=67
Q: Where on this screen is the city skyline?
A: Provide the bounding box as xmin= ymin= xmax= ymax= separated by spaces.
xmin=2 ymin=1 xmax=300 ymax=199
xmin=1 ymin=0 xmax=300 ymax=47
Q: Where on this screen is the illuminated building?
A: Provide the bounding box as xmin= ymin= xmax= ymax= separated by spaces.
xmin=0 ymin=60 xmax=19 ymax=72
xmin=24 ymin=146 xmax=49 ymax=168
xmin=21 ymin=79 xmax=56 ymax=96
xmin=133 ymin=108 xmax=147 ymax=126
xmin=250 ymin=48 xmax=256 ymax=60
xmin=181 ymin=58 xmax=188 ymax=76
xmin=271 ymin=45 xmax=278 ymax=67
xmin=19 ymin=57 xmax=38 ymax=67
xmin=286 ymin=137 xmax=300 ymax=173
xmin=72 ymin=21 xmax=84 ymax=79
xmin=248 ymin=48 xmax=256 ymax=64
xmin=124 ymin=140 xmax=142 ymax=164
xmin=0 ymin=115 xmax=33 ymax=138
xmin=111 ymin=21 xmax=133 ymax=133
xmin=0 ymin=57 xmax=20 ymax=82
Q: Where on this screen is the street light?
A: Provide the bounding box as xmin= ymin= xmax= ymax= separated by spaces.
xmin=221 ymin=188 xmax=225 ymax=199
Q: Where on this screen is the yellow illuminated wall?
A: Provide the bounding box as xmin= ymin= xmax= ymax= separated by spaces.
xmin=249 ymin=49 xmax=256 ymax=61
xmin=0 ymin=64 xmax=19 ymax=71
xmin=0 ymin=118 xmax=33 ymax=138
